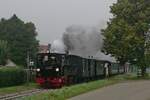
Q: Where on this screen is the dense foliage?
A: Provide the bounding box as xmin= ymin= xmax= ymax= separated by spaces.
xmin=0 ymin=67 xmax=26 ymax=87
xmin=102 ymin=0 xmax=150 ymax=75
xmin=0 ymin=40 xmax=9 ymax=65
xmin=0 ymin=14 xmax=39 ymax=66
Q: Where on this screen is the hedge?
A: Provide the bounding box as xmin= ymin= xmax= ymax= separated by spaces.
xmin=0 ymin=67 xmax=26 ymax=87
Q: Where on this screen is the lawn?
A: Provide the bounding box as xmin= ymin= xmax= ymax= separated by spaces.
xmin=22 ymin=74 xmax=142 ymax=100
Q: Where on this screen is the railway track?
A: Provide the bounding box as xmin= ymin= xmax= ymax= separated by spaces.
xmin=0 ymin=89 xmax=49 ymax=100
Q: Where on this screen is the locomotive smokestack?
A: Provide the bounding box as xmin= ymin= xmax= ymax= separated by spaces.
xmin=48 ymin=43 xmax=51 ymax=53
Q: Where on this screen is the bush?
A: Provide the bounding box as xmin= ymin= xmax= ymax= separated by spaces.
xmin=0 ymin=67 xmax=26 ymax=87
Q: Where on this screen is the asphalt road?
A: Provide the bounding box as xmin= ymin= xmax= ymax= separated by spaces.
xmin=69 ymin=80 xmax=150 ymax=100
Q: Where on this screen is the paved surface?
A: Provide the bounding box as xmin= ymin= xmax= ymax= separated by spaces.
xmin=69 ymin=80 xmax=150 ymax=100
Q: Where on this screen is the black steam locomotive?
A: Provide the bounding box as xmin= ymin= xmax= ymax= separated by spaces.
xmin=35 ymin=53 xmax=124 ymax=88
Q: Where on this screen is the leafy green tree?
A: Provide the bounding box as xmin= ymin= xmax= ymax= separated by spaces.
xmin=0 ymin=14 xmax=39 ymax=66
xmin=102 ymin=0 xmax=150 ymax=75
xmin=0 ymin=40 xmax=9 ymax=65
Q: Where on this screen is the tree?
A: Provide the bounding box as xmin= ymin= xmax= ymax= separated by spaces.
xmin=102 ymin=0 xmax=150 ymax=75
xmin=0 ymin=40 xmax=9 ymax=65
xmin=0 ymin=14 xmax=39 ymax=66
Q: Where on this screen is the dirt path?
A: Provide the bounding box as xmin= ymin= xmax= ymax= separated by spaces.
xmin=69 ymin=80 xmax=150 ymax=100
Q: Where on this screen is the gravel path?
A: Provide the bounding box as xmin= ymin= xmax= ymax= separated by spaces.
xmin=69 ymin=80 xmax=150 ymax=100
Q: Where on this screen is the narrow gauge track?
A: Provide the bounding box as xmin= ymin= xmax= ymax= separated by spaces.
xmin=0 ymin=89 xmax=49 ymax=100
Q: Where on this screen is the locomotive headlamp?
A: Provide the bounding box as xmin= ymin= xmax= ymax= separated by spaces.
xmin=37 ymin=68 xmax=40 ymax=72
xmin=56 ymin=68 xmax=59 ymax=72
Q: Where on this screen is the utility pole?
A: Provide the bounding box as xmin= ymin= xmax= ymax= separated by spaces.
xmin=26 ymin=51 xmax=30 ymax=85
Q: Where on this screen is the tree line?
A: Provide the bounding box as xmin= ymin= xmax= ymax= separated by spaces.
xmin=0 ymin=14 xmax=39 ymax=66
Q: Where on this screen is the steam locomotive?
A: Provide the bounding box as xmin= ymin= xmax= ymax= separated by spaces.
xmin=35 ymin=53 xmax=124 ymax=88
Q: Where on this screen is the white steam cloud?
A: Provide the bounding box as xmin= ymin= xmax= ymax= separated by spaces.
xmin=51 ymin=39 xmax=66 ymax=53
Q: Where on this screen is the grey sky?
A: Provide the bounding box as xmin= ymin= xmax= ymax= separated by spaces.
xmin=0 ymin=0 xmax=116 ymax=44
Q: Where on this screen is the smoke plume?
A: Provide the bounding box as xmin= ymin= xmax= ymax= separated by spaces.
xmin=62 ymin=25 xmax=103 ymax=57
xmin=51 ymin=24 xmax=116 ymax=62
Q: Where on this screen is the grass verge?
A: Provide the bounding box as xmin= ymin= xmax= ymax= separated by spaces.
xmin=0 ymin=83 xmax=38 ymax=95
xmin=22 ymin=73 xmax=146 ymax=100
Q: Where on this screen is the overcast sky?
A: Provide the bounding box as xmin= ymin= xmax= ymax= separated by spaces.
xmin=0 ymin=0 xmax=116 ymax=44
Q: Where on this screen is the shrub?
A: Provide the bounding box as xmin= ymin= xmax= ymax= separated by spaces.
xmin=0 ymin=67 xmax=26 ymax=87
